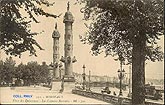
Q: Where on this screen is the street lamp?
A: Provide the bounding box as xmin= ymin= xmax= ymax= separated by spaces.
xmin=59 ymin=63 xmax=63 ymax=79
xmin=88 ymin=70 xmax=91 ymax=91
xmin=82 ymin=64 xmax=86 ymax=90
xmin=128 ymin=65 xmax=131 ymax=97
xmin=118 ymin=61 xmax=125 ymax=96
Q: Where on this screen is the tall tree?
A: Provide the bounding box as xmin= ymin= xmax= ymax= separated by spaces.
xmin=39 ymin=62 xmax=49 ymax=83
xmin=0 ymin=60 xmax=4 ymax=84
xmin=0 ymin=0 xmax=60 ymax=57
xmin=15 ymin=63 xmax=25 ymax=80
xmin=77 ymin=0 xmax=163 ymax=104
xmin=3 ymin=57 xmax=16 ymax=84
xmin=25 ymin=61 xmax=39 ymax=84
xmin=21 ymin=64 xmax=32 ymax=86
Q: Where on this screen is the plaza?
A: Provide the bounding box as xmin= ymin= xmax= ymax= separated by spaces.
xmin=0 ymin=0 xmax=164 ymax=105
xmin=0 ymin=86 xmax=110 ymax=104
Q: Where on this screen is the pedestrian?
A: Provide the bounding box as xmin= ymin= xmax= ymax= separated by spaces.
xmin=49 ymin=82 xmax=52 ymax=90
xmin=113 ymin=91 xmax=116 ymax=96
xmin=59 ymin=76 xmax=64 ymax=93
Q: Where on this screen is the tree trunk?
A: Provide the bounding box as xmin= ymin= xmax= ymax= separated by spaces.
xmin=132 ymin=38 xmax=145 ymax=105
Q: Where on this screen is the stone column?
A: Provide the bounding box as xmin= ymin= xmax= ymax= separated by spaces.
xmin=52 ymin=23 xmax=60 ymax=80
xmin=61 ymin=2 xmax=76 ymax=81
xmin=60 ymin=2 xmax=77 ymax=93
xmin=51 ymin=23 xmax=61 ymax=91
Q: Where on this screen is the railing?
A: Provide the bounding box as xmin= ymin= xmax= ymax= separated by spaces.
xmin=72 ymin=89 xmax=164 ymax=105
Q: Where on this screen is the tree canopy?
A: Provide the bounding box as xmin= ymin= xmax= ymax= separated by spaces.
xmin=0 ymin=57 xmax=50 ymax=86
xmin=0 ymin=0 xmax=60 ymax=57
xmin=78 ymin=0 xmax=163 ymax=64
xmin=77 ymin=0 xmax=163 ymax=104
xmin=0 ymin=57 xmax=16 ymax=84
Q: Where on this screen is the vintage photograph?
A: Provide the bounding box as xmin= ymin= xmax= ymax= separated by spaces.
xmin=0 ymin=0 xmax=164 ymax=105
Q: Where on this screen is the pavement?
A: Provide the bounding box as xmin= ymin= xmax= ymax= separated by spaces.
xmin=0 ymin=86 xmax=111 ymax=104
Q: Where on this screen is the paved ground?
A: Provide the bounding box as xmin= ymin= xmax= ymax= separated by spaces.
xmin=1 ymin=86 xmax=163 ymax=104
xmin=0 ymin=86 xmax=111 ymax=104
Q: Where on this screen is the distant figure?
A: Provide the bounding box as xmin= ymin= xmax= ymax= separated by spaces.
xmin=113 ymin=91 xmax=116 ymax=96
xmin=10 ymin=84 xmax=15 ymax=90
xmin=49 ymin=82 xmax=52 ymax=90
xmin=59 ymin=77 xmax=64 ymax=93
xmin=101 ymin=86 xmax=111 ymax=94
xmin=127 ymin=93 xmax=132 ymax=97
xmin=48 ymin=77 xmax=52 ymax=86
xmin=154 ymin=91 xmax=162 ymax=100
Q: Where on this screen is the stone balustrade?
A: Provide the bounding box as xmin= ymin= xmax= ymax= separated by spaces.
xmin=72 ymin=89 xmax=163 ymax=105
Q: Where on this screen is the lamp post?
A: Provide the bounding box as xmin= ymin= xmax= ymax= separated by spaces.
xmin=59 ymin=63 xmax=63 ymax=79
xmin=82 ymin=65 xmax=86 ymax=90
xmin=88 ymin=70 xmax=91 ymax=91
xmin=128 ymin=65 xmax=131 ymax=97
xmin=118 ymin=60 xmax=125 ymax=96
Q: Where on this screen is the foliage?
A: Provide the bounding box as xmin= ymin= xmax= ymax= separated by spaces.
xmin=78 ymin=0 xmax=163 ymax=64
xmin=15 ymin=62 xmax=25 ymax=80
xmin=40 ymin=62 xmax=49 ymax=83
xmin=21 ymin=61 xmax=49 ymax=85
xmin=1 ymin=57 xmax=16 ymax=84
xmin=0 ymin=0 xmax=60 ymax=57
xmin=0 ymin=58 xmax=50 ymax=86
xmin=77 ymin=0 xmax=163 ymax=104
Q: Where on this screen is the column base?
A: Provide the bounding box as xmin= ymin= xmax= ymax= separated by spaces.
xmin=59 ymin=75 xmax=75 ymax=93
xmin=52 ymin=77 xmax=61 ymax=81
xmin=51 ymin=81 xmax=61 ymax=91
xmin=50 ymin=77 xmax=61 ymax=91
xmin=63 ymin=75 xmax=75 ymax=82
xmin=62 ymin=82 xmax=75 ymax=93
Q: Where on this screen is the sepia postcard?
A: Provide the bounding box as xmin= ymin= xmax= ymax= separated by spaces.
xmin=0 ymin=0 xmax=164 ymax=105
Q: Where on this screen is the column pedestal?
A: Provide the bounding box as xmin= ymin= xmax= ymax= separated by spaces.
xmin=51 ymin=79 xmax=61 ymax=91
xmin=60 ymin=75 xmax=75 ymax=93
xmin=63 ymin=75 xmax=75 ymax=82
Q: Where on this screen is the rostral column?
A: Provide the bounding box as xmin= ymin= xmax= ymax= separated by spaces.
xmin=61 ymin=2 xmax=76 ymax=82
xmin=52 ymin=23 xmax=60 ymax=80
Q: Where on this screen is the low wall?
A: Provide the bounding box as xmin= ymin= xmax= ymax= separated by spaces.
xmin=72 ymin=89 xmax=163 ymax=105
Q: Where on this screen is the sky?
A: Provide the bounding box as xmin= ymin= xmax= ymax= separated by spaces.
xmin=0 ymin=0 xmax=164 ymax=79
